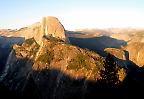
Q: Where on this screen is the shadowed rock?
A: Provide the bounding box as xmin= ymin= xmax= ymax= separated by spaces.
xmin=104 ymin=48 xmax=127 ymax=68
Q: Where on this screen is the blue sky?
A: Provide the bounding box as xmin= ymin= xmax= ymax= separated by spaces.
xmin=0 ymin=0 xmax=144 ymax=30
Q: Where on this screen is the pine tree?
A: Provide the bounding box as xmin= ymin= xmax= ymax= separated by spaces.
xmin=100 ymin=53 xmax=119 ymax=86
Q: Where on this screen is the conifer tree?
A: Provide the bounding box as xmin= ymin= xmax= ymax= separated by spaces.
xmin=100 ymin=53 xmax=119 ymax=86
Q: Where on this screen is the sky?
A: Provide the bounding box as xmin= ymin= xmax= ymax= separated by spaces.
xmin=0 ymin=0 xmax=144 ymax=30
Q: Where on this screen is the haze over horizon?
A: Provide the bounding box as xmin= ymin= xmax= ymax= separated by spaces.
xmin=0 ymin=0 xmax=144 ymax=30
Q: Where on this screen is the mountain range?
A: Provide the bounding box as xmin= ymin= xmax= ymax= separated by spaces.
xmin=0 ymin=16 xmax=144 ymax=99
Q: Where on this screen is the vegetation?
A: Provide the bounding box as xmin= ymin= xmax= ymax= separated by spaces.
xmin=55 ymin=52 xmax=64 ymax=62
xmin=24 ymin=38 xmax=40 ymax=58
xmin=67 ymin=53 xmax=90 ymax=70
xmin=29 ymin=44 xmax=40 ymax=57
xmin=92 ymin=57 xmax=105 ymax=75
xmin=25 ymin=38 xmax=36 ymax=46
xmin=100 ymin=54 xmax=119 ymax=85
xmin=117 ymin=68 xmax=127 ymax=82
xmin=43 ymin=35 xmax=64 ymax=43
xmin=37 ymin=50 xmax=54 ymax=64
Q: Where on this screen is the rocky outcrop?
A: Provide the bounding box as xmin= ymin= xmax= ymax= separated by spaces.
xmin=42 ymin=17 xmax=66 ymax=40
xmin=124 ymin=42 xmax=144 ymax=67
xmin=1 ymin=16 xmax=69 ymax=45
xmin=104 ymin=48 xmax=126 ymax=60
xmin=104 ymin=48 xmax=128 ymax=68
xmin=105 ymin=42 xmax=144 ymax=67
xmin=0 ymin=37 xmax=108 ymax=98
xmin=33 ymin=16 xmax=68 ymax=45
xmin=0 ymin=16 xmax=68 ymax=71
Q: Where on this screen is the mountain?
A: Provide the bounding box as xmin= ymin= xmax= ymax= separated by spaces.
xmin=110 ymin=29 xmax=144 ymax=43
xmin=0 ymin=17 xmax=144 ymax=98
xmin=1 ymin=36 xmax=106 ymax=98
xmin=68 ymin=29 xmax=144 ymax=67
xmin=0 ymin=16 xmax=69 ymax=74
xmin=0 ymin=16 xmax=128 ymax=99
xmin=33 ymin=16 xmax=69 ymax=45
xmin=69 ymin=35 xmax=127 ymax=56
xmin=0 ymin=16 xmax=69 ymax=44
xmin=123 ymin=42 xmax=144 ymax=67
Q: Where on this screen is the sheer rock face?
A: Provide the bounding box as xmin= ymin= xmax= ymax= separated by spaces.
xmin=124 ymin=42 xmax=144 ymax=67
xmin=34 ymin=16 xmax=68 ymax=45
xmin=106 ymin=42 xmax=144 ymax=67
xmin=42 ymin=17 xmax=66 ymax=40
xmin=1 ymin=16 xmax=68 ymax=45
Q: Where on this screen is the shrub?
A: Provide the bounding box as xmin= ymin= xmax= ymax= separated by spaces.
xmin=43 ymin=35 xmax=64 ymax=43
xmin=67 ymin=54 xmax=90 ymax=70
xmin=93 ymin=58 xmax=105 ymax=73
xmin=25 ymin=38 xmax=36 ymax=45
xmin=29 ymin=44 xmax=40 ymax=57
xmin=117 ymin=68 xmax=127 ymax=82
xmin=37 ymin=50 xmax=54 ymax=64
xmin=100 ymin=54 xmax=119 ymax=85
xmin=24 ymin=38 xmax=40 ymax=58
